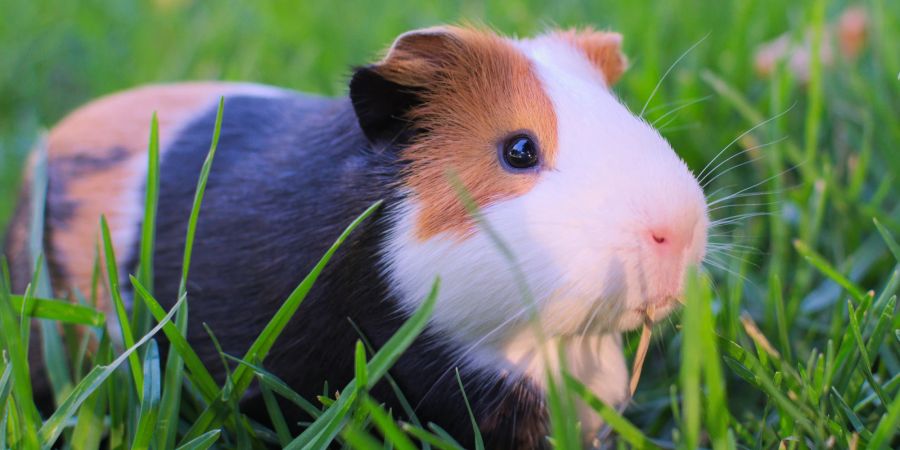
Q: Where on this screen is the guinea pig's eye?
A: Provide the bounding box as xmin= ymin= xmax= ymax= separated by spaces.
xmin=500 ymin=134 xmax=540 ymax=171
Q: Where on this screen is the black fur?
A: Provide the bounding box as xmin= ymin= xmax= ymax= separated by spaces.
xmin=4 ymin=185 xmax=31 ymax=294
xmin=2 ymin=89 xmax=550 ymax=448
xmin=349 ymin=66 xmax=423 ymax=145
xmin=138 ymin=93 xmax=549 ymax=448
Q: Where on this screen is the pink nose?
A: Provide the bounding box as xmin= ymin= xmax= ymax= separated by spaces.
xmin=648 ymin=226 xmax=689 ymax=254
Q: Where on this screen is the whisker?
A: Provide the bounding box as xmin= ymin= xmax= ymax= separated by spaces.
xmin=696 ymin=105 xmax=795 ymax=182
xmin=707 ymin=189 xmax=783 ymax=207
xmin=707 ymin=201 xmax=779 ymax=213
xmin=700 ymin=136 xmax=789 ymax=188
xmin=710 ymin=190 xmax=782 ymax=205
xmin=711 ymin=211 xmax=774 ymax=222
xmin=643 ymin=95 xmax=712 ymax=116
xmin=657 ymin=123 xmax=701 ymax=133
xmin=654 ymin=109 xmax=695 ymax=131
xmin=707 ymin=242 xmax=760 ymax=252
xmin=702 ymin=257 xmax=750 ymax=283
xmin=709 ymin=212 xmax=773 ymax=227
xmin=705 ymin=249 xmax=761 ymax=269
xmin=651 ymin=95 xmax=713 ymax=127
xmin=704 ymin=184 xmax=739 ymax=203
xmin=639 ymin=33 xmax=710 ymax=118
xmin=707 ymin=163 xmax=800 ymax=207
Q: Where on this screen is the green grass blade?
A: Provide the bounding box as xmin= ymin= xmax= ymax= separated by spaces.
xmin=100 ymin=215 xmax=144 ymax=401
xmin=454 ymin=368 xmax=483 ymax=450
xmin=0 ymin=407 xmax=7 ymax=448
xmin=298 ymin=386 xmax=359 ymax=450
xmin=340 ymin=421 xmax=383 ymax=450
xmin=770 ymin=275 xmax=792 ymax=362
xmin=133 ymin=111 xmax=161 ymax=336
xmin=178 ymin=97 xmax=224 ymax=299
xmin=132 ymin=339 xmax=162 ymax=450
xmin=802 ymin=0 xmax=826 ymax=167
xmin=562 ymin=372 xmax=651 ymax=449
xmin=793 ymin=239 xmax=868 ymax=302
xmin=37 ymin=294 xmax=183 ymax=447
xmin=0 ymin=407 xmax=7 ymax=449
xmin=69 ymin=333 xmax=110 ymax=450
xmin=284 ymin=278 xmax=438 ymax=450
xmin=156 ymin=297 xmax=189 ymax=450
xmin=725 ymin=317 xmax=821 ymax=438
xmin=259 ymin=375 xmax=292 ymax=447
xmin=694 ymin=271 xmax=732 ymax=449
xmin=427 ymin=423 xmax=466 ymax=448
xmin=829 ymin=387 xmax=872 ymax=441
xmin=181 ymin=200 xmax=383 ymax=442
xmin=348 ymin=318 xmax=429 ymax=449
xmin=680 ymin=270 xmax=704 ymax=449
xmin=700 ymin=70 xmax=765 ymax=125
xmin=0 ymin=365 xmax=12 ymax=421
xmin=223 ymin=354 xmax=321 ymax=418
xmin=361 ymin=396 xmax=417 ymax=450
xmin=175 ymin=430 xmax=221 ymax=450
xmin=146 ymin=99 xmax=227 ymax=446
xmin=400 ymin=423 xmax=466 ymax=450
xmin=130 ymin=277 xmax=219 ymax=402
xmin=0 ymin=261 xmax=40 ymax=448
xmin=28 ymin=139 xmax=73 ymax=408
xmin=355 ymin=340 xmax=368 ymax=394
xmin=868 ymin=388 xmax=900 ymax=450
xmin=865 ymin=294 xmax=896 ymax=364
xmin=846 ymin=301 xmax=890 ymax=408
xmin=874 ymin=218 xmax=900 ymax=262
xmin=9 ymin=294 xmax=105 ymax=326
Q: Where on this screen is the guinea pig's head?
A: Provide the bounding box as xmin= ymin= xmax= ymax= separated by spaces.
xmin=351 ymin=26 xmax=708 ymax=345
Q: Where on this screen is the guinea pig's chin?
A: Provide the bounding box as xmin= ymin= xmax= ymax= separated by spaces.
xmin=616 ymin=295 xmax=681 ymax=331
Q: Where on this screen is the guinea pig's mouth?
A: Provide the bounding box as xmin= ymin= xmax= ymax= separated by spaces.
xmin=615 ymin=294 xmax=682 ymax=332
xmin=636 ymin=295 xmax=682 ymax=320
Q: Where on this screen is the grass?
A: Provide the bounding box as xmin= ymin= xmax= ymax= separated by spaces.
xmin=1 ymin=0 xmax=899 ymax=448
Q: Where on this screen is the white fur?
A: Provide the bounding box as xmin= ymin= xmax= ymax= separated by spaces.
xmin=380 ymin=35 xmax=708 ymax=435
xmin=500 ymin=330 xmax=629 ymax=438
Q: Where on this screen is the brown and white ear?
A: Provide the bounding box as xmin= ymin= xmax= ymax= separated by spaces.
xmin=556 ymin=29 xmax=628 ymax=86
xmin=349 ymin=27 xmax=465 ymax=143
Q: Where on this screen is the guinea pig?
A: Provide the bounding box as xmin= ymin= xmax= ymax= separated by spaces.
xmin=3 ymin=25 xmax=708 ymax=449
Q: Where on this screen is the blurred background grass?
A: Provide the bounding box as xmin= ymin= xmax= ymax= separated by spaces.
xmin=3 ymin=0 xmax=894 ymax=229
xmin=1 ymin=0 xmax=899 ymax=445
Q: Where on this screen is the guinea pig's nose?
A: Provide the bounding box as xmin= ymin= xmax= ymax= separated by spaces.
xmin=647 ymin=225 xmax=689 ymax=254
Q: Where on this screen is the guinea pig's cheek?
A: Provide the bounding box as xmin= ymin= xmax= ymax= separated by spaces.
xmin=380 ymin=199 xmax=566 ymax=344
xmin=492 ymin=183 xmax=634 ymax=335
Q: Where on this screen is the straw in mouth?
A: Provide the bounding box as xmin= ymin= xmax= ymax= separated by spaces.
xmin=629 ymin=305 xmax=655 ymax=396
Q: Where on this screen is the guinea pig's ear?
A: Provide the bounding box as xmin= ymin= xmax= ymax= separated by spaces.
xmin=556 ymin=29 xmax=628 ymax=86
xmin=349 ymin=27 xmax=460 ymax=144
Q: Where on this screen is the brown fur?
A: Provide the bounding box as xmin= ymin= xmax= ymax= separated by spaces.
xmin=372 ymin=26 xmax=559 ymax=240
xmin=33 ymin=82 xmax=271 ymax=309
xmin=555 ymin=28 xmax=628 ymax=85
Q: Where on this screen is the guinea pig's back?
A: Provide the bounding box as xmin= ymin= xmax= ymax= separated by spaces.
xmin=4 ymin=82 xmax=368 ymax=310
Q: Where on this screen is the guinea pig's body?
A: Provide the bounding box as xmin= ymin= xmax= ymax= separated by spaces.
xmin=4 ymin=26 xmax=708 ymax=449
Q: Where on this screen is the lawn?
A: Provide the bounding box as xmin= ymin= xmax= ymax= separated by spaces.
xmin=1 ymin=0 xmax=898 ymax=448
